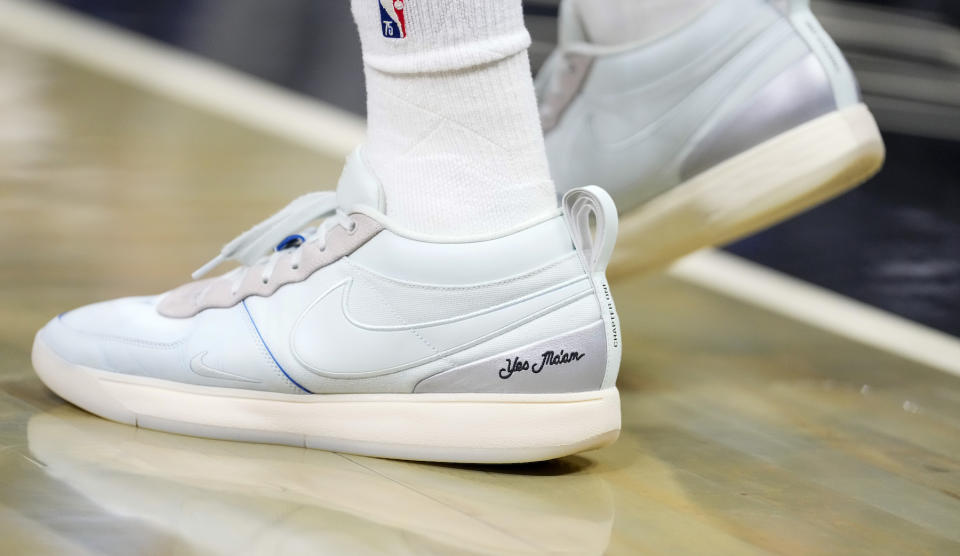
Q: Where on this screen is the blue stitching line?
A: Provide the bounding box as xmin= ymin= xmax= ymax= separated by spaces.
xmin=242 ymin=299 xmax=312 ymax=394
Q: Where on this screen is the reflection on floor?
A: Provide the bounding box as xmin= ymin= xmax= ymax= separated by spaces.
xmin=1 ymin=38 xmax=959 ymax=555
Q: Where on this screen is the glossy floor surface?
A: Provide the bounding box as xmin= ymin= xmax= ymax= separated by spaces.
xmin=1 ymin=37 xmax=960 ymax=555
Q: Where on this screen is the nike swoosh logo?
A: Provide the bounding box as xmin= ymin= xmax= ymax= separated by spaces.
xmin=291 ymin=277 xmax=593 ymax=378
xmin=190 ymin=352 xmax=261 ymax=383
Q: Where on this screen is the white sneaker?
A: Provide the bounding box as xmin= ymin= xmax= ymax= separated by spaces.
xmin=31 ymin=149 xmax=622 ymax=464
xmin=537 ymin=0 xmax=886 ymax=275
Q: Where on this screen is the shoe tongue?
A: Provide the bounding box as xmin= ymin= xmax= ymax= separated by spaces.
xmin=336 ymin=148 xmax=386 ymax=213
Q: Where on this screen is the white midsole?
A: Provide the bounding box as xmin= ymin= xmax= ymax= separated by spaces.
xmin=610 ymin=103 xmax=885 ymax=277
xmin=32 ymin=337 xmax=621 ymax=463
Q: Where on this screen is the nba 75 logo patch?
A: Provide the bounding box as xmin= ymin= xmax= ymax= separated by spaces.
xmin=379 ymin=0 xmax=406 ymax=39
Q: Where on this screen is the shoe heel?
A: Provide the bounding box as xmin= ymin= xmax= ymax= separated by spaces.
xmin=786 ymin=0 xmax=860 ymax=108
xmin=611 ymin=103 xmax=885 ymax=277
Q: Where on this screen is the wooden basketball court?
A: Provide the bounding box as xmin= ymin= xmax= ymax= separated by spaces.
xmin=1 ymin=4 xmax=958 ymax=553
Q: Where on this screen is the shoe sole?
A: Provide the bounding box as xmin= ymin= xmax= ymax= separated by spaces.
xmin=32 ymin=337 xmax=621 ymax=464
xmin=608 ymin=103 xmax=886 ymax=278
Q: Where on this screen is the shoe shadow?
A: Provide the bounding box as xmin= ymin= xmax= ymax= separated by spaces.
xmin=431 ymin=454 xmax=596 ymax=476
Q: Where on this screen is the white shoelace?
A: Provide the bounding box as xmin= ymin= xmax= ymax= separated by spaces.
xmin=192 ymin=192 xmax=357 ymax=294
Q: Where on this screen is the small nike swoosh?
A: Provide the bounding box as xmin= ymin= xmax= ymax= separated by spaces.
xmin=189 ymin=352 xmax=261 ymax=383
xmin=291 ymin=277 xmax=593 ymax=378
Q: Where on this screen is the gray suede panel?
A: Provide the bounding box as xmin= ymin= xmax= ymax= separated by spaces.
xmin=413 ymin=321 xmax=606 ymax=394
xmin=158 ymin=214 xmax=382 ymax=318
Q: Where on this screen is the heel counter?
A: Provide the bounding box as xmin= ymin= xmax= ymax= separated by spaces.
xmin=785 ymin=0 xmax=860 ymax=108
xmin=413 ymin=316 xmax=609 ymax=394
xmin=561 ymin=186 xmax=622 ymax=390
xmin=681 ymin=50 xmax=838 ymax=180
xmin=681 ymin=0 xmax=857 ymax=180
xmin=416 ymin=188 xmax=624 ymax=395
xmin=595 ymin=276 xmax=622 ymax=389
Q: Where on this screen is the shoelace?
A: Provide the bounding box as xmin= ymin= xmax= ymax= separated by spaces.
xmin=192 ymin=192 xmax=357 ymax=294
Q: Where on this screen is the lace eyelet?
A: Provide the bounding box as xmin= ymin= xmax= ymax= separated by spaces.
xmin=346 ymin=221 xmax=358 ymax=235
xmin=261 ymin=278 xmax=269 ymax=285
xmin=291 ymin=264 xmax=299 ymax=270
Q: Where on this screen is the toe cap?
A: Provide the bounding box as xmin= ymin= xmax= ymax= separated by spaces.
xmin=38 ymin=296 xmax=188 ymax=372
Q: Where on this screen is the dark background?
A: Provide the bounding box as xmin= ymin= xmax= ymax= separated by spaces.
xmin=42 ymin=0 xmax=960 ymax=336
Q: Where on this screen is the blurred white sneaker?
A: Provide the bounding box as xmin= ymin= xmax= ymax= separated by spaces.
xmin=32 ymin=149 xmax=622 ymax=464
xmin=537 ymin=0 xmax=885 ymax=275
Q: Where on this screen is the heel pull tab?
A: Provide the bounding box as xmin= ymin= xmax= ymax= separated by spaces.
xmin=562 ymin=186 xmax=618 ymax=275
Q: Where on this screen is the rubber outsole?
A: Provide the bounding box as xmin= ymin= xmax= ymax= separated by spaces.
xmin=609 ymin=103 xmax=886 ymax=278
xmin=31 ymin=337 xmax=621 ymax=464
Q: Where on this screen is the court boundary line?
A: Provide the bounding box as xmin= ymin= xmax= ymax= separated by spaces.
xmin=2 ymin=0 xmax=959 ymax=378
xmin=671 ymin=250 xmax=960 ymax=376
xmin=0 ymin=0 xmax=365 ymax=158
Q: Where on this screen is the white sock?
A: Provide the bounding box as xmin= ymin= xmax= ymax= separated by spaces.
xmin=351 ymin=0 xmax=557 ymax=237
xmin=571 ymin=0 xmax=717 ymax=46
